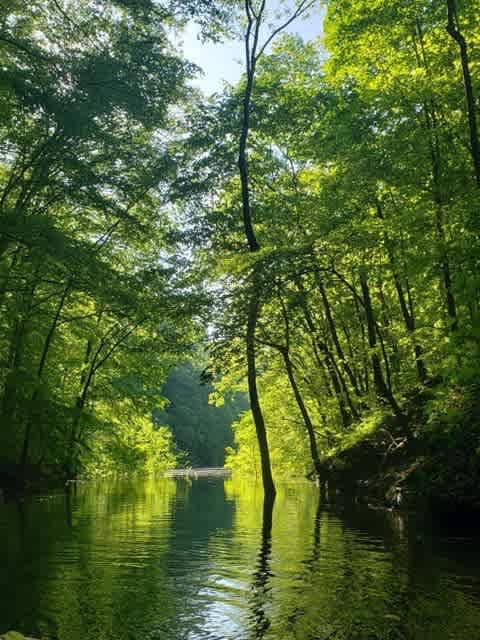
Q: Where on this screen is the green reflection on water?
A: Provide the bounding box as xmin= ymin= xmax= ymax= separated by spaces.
xmin=0 ymin=478 xmax=479 ymax=640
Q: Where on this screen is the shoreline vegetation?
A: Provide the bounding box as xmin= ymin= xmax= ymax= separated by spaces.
xmin=0 ymin=1 xmax=479 ymax=515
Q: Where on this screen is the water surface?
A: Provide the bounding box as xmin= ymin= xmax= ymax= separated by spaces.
xmin=1 ymin=477 xmax=479 ymax=639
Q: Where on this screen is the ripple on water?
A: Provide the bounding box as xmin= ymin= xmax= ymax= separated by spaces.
xmin=0 ymin=478 xmax=479 ymax=640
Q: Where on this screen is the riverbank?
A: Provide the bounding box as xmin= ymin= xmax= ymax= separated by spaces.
xmin=325 ymin=382 xmax=480 ymax=513
xmin=0 ymin=463 xmax=64 ymax=497
xmin=2 ymin=383 xmax=479 ymax=516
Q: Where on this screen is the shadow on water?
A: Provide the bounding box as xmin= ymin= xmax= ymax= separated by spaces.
xmin=65 ymin=485 xmax=73 ymax=529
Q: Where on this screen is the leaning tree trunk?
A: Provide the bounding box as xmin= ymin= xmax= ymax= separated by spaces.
xmin=315 ymin=272 xmax=361 ymax=396
xmin=65 ymin=338 xmax=93 ymax=480
xmin=359 ymin=271 xmax=403 ymax=417
xmin=281 ymin=347 xmax=323 ymax=480
xmin=21 ymin=282 xmax=71 ymax=470
xmin=297 ymin=284 xmax=354 ymax=427
xmin=446 ymin=0 xmax=480 ymax=186
xmin=236 ymin=4 xmax=275 ymax=499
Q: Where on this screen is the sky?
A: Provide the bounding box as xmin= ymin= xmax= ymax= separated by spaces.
xmin=179 ymin=3 xmax=326 ymax=95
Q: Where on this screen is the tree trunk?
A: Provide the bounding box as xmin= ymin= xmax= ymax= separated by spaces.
xmin=340 ymin=319 xmax=366 ymax=394
xmin=0 ymin=246 xmax=21 ymax=312
xmin=359 ymin=271 xmax=403 ymax=417
xmin=236 ymin=5 xmax=275 ymax=499
xmin=446 ymin=0 xmax=480 ymax=186
xmin=413 ymin=21 xmax=459 ymax=329
xmin=434 ymin=203 xmax=458 ymax=329
xmin=297 ymin=285 xmax=353 ymax=427
xmin=376 ymin=320 xmax=393 ymax=394
xmin=246 ymin=285 xmax=276 ymax=497
xmin=1 ymin=319 xmax=26 ymax=428
xmin=21 ymin=282 xmax=71 ymax=469
xmin=393 ymin=271 xmax=428 ymax=382
xmin=281 ymin=348 xmax=322 ymax=479
xmin=376 ymin=201 xmax=428 ymax=382
xmin=425 ymin=98 xmax=458 ymax=329
xmin=315 ymin=272 xmax=361 ymax=396
xmin=1 ymin=271 xmax=39 ymax=431
xmin=352 ymin=291 xmax=370 ymax=393
xmin=65 ymin=338 xmax=93 ymax=479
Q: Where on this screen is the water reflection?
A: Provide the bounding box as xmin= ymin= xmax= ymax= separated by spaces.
xmin=248 ymin=496 xmax=274 ymax=638
xmin=0 ymin=478 xmax=479 ymax=640
xmin=282 ymin=495 xmax=323 ymax=639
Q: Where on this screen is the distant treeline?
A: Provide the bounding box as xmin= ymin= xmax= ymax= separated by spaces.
xmin=157 ymin=361 xmax=247 ymax=468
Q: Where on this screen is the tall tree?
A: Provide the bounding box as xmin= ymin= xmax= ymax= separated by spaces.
xmin=236 ymin=0 xmax=316 ymax=499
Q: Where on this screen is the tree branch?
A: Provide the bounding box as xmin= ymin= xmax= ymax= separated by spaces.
xmin=255 ymin=0 xmax=317 ymax=61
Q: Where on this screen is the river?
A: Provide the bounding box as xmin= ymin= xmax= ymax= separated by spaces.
xmin=0 ymin=477 xmax=479 ymax=639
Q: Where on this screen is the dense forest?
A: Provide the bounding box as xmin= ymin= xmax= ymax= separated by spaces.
xmin=1 ymin=0 xmax=479 ymax=507
xmin=157 ymin=360 xmax=247 ymax=467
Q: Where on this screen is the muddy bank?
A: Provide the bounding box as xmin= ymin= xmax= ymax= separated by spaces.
xmin=324 ymin=385 xmax=480 ymax=514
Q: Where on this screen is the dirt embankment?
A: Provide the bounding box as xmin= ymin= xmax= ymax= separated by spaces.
xmin=325 ymin=385 xmax=480 ymax=513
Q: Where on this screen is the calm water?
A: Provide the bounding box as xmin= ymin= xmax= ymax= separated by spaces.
xmin=1 ymin=478 xmax=480 ymax=640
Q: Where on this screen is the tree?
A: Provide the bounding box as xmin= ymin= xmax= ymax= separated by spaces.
xmin=0 ymin=0 xmax=225 ymax=483
xmin=235 ymin=0 xmax=317 ymax=499
xmin=185 ymin=1 xmax=480 ymax=491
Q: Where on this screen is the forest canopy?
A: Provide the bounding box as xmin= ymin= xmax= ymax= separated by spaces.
xmin=1 ymin=0 xmax=479 ymax=503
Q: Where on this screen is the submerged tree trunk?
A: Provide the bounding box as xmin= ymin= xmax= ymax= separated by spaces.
xmin=250 ymin=494 xmax=274 ymax=634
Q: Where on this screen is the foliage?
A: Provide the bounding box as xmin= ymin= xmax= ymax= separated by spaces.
xmin=2 ymin=0 xmax=480 ymax=502
xmin=0 ymin=0 xmax=226 ymax=482
xmin=182 ymin=0 xmax=480 ymax=495
xmin=156 ymin=359 xmax=248 ymax=467
xmin=82 ymin=400 xmax=178 ymax=477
